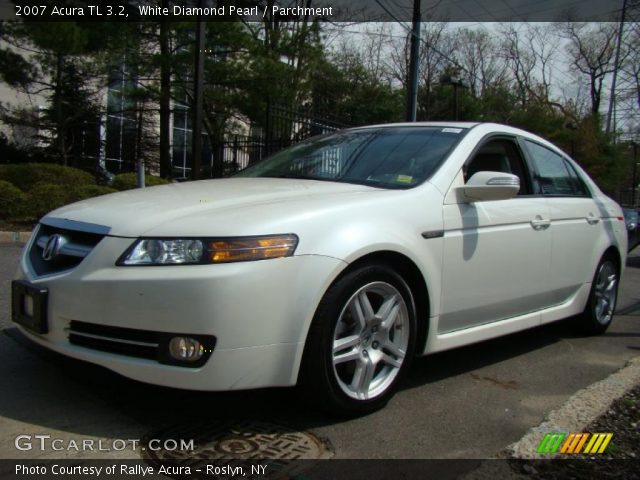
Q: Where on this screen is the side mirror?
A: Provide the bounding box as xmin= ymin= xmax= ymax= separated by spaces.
xmin=459 ymin=171 xmax=520 ymax=202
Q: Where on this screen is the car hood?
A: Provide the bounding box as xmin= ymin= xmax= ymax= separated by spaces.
xmin=45 ymin=178 xmax=381 ymax=237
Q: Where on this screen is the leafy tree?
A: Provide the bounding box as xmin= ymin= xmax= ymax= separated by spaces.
xmin=0 ymin=20 xmax=116 ymax=166
xmin=311 ymin=54 xmax=403 ymax=126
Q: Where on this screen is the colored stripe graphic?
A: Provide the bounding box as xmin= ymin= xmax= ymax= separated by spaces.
xmin=573 ymin=433 xmax=590 ymax=453
xmin=537 ymin=433 xmax=566 ymax=454
xmin=583 ymin=433 xmax=613 ymax=454
xmin=560 ymin=433 xmax=589 ymax=453
xmin=538 ymin=432 xmax=613 ymax=454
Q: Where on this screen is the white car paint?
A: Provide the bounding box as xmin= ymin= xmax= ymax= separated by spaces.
xmin=13 ymin=122 xmax=627 ymax=394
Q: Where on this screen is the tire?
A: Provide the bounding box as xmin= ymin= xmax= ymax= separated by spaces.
xmin=299 ymin=264 xmax=417 ymax=416
xmin=574 ymin=254 xmax=619 ymax=335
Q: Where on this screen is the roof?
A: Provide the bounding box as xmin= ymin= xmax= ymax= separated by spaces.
xmin=352 ymin=121 xmax=480 ymax=130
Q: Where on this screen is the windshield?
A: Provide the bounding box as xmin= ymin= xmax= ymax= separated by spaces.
xmin=236 ymin=126 xmax=468 ymax=188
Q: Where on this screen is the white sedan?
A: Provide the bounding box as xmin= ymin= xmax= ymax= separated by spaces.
xmin=12 ymin=122 xmax=627 ymax=415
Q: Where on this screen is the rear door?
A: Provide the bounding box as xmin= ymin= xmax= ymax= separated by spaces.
xmin=522 ymin=139 xmax=602 ymax=303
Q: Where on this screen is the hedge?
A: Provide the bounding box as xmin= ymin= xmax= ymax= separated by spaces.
xmin=112 ymin=173 xmax=169 ymax=191
xmin=69 ymin=184 xmax=118 ymax=203
xmin=0 ymin=163 xmax=94 ymax=191
xmin=0 ymin=164 xmax=167 ymax=222
xmin=0 ymin=180 xmax=27 ymax=220
xmin=23 ymin=183 xmax=76 ymax=221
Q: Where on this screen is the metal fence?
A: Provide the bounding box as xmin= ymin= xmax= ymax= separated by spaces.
xmin=197 ymin=104 xmax=349 ymax=178
xmin=73 ymin=104 xmax=350 ymax=179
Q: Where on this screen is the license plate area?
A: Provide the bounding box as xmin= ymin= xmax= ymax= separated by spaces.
xmin=12 ymin=280 xmax=48 ymax=334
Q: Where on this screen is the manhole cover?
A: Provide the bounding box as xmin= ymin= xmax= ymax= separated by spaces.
xmin=142 ymin=420 xmax=333 ymax=479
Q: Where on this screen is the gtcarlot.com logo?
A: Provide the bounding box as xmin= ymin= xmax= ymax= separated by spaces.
xmin=537 ymin=432 xmax=613 ymax=455
xmin=15 ymin=435 xmax=194 ymax=453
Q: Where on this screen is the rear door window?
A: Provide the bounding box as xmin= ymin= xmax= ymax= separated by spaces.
xmin=524 ymin=140 xmax=589 ymax=197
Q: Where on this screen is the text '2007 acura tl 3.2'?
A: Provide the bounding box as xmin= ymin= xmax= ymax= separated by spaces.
xmin=12 ymin=122 xmax=627 ymax=415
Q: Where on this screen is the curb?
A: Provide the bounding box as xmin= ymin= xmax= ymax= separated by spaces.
xmin=462 ymin=355 xmax=640 ymax=479
xmin=0 ymin=231 xmax=31 ymax=245
xmin=507 ymin=354 xmax=640 ymax=459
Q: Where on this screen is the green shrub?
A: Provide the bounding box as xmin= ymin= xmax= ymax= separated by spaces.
xmin=0 ymin=180 xmax=27 ymax=220
xmin=112 ymin=173 xmax=169 ymax=191
xmin=0 ymin=163 xmax=94 ymax=191
xmin=23 ymin=183 xmax=75 ymax=221
xmin=69 ymin=184 xmax=118 ymax=203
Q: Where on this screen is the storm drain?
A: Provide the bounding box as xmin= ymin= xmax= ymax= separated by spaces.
xmin=142 ymin=420 xmax=333 ymax=479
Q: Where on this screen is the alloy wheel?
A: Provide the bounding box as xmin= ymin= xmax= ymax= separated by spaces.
xmin=331 ymin=281 xmax=410 ymax=400
xmin=593 ymin=260 xmax=617 ymax=325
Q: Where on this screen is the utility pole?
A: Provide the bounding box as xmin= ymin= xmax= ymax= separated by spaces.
xmin=406 ymin=0 xmax=421 ymax=122
xmin=606 ymin=0 xmax=627 ymax=136
xmin=633 ymin=142 xmax=638 ymax=207
xmin=191 ymin=0 xmax=206 ymax=180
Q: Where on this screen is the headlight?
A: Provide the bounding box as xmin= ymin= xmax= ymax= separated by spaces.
xmin=118 ymin=234 xmax=298 ymax=266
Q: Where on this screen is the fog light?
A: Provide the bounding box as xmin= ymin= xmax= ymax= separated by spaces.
xmin=168 ymin=337 xmax=204 ymax=361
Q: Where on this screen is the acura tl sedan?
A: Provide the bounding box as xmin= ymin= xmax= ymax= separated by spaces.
xmin=12 ymin=123 xmax=627 ymax=415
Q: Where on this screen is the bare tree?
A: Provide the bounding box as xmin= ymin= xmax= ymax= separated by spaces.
xmin=419 ymin=23 xmax=455 ymax=94
xmin=386 ymin=29 xmax=411 ymax=89
xmin=562 ymin=22 xmax=619 ymax=116
xmin=386 ymin=22 xmax=454 ymax=106
xmin=454 ymin=27 xmax=507 ymax=97
xmin=359 ymin=23 xmax=393 ymax=81
xmin=500 ymin=24 xmax=537 ymax=108
xmin=526 ymin=23 xmax=560 ymax=103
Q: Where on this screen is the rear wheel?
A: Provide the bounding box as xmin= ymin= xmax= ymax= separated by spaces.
xmin=299 ymin=264 xmax=417 ymax=416
xmin=575 ymin=254 xmax=619 ymax=334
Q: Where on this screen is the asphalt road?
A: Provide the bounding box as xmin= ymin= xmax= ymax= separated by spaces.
xmin=1 ymin=244 xmax=639 ymax=460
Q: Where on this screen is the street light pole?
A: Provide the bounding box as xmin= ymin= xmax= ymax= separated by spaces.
xmin=453 ymin=84 xmax=460 ymax=120
xmin=441 ymin=75 xmax=468 ymax=120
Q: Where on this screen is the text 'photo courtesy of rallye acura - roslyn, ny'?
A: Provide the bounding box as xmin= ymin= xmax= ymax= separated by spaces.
xmin=12 ymin=122 xmax=627 ymax=415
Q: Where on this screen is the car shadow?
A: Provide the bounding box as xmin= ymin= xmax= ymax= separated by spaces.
xmin=0 ymin=317 xmax=595 ymax=439
xmin=626 ymin=255 xmax=640 ymax=269
xmin=404 ymin=319 xmax=582 ymax=388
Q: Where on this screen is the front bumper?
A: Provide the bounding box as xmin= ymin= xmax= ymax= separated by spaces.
xmin=15 ymin=234 xmax=346 ymax=390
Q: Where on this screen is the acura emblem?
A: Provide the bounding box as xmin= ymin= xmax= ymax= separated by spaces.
xmin=42 ymin=234 xmax=67 ymax=261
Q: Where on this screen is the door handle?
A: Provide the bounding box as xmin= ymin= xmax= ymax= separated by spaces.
xmin=530 ymin=217 xmax=551 ymax=230
xmin=586 ymin=214 xmax=600 ymax=225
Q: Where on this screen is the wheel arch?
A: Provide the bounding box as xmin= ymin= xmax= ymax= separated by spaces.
xmin=330 ymin=250 xmax=431 ymax=356
xmin=592 ymin=245 xmax=624 ymax=278
xmin=600 ymin=245 xmax=623 ymax=275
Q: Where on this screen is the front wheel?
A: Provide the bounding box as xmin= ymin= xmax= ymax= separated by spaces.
xmin=299 ymin=264 xmax=417 ymax=416
xmin=574 ymin=255 xmax=619 ymax=335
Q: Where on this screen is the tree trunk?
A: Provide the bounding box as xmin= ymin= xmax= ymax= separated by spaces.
xmin=55 ymin=52 xmax=67 ymax=166
xmin=159 ymin=10 xmax=171 ymax=178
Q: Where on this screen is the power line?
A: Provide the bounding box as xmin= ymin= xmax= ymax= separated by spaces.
xmin=445 ymin=0 xmax=622 ymax=22
xmin=374 ymin=0 xmax=411 ymax=28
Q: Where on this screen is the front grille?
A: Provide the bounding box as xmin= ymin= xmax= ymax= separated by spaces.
xmin=29 ymin=222 xmax=105 ymax=276
xmin=68 ymin=321 xmax=216 ymax=368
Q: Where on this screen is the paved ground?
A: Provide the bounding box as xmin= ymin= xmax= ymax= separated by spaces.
xmin=0 ymin=244 xmax=639 ymax=460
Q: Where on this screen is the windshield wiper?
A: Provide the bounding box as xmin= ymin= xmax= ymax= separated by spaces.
xmin=263 ymin=173 xmax=325 ymax=181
